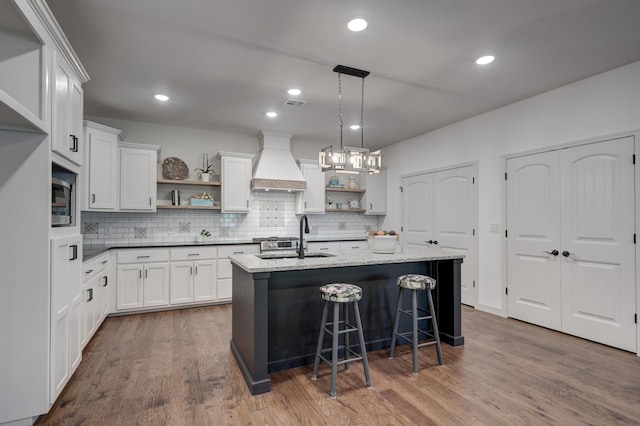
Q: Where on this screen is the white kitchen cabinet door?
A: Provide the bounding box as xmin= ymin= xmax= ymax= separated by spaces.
xmin=143 ymin=263 xmax=170 ymax=307
xmin=193 ymin=260 xmax=217 ymax=302
xmin=220 ymin=154 xmax=252 ymax=213
xmin=51 ymin=52 xmax=83 ymax=166
xmin=119 ymin=144 xmax=158 ymax=211
xmin=50 ymin=235 xmax=82 ymax=403
xmin=217 ymin=278 xmax=232 ymax=301
xmin=170 ymin=261 xmax=194 ymax=304
xmin=295 ymin=159 xmax=325 ymax=214
xmin=81 ymin=277 xmax=98 ymax=349
xmin=83 ymin=121 xmax=120 ymax=211
xmin=117 ymin=265 xmax=144 ymax=310
xmin=365 ymin=170 xmax=386 ymax=215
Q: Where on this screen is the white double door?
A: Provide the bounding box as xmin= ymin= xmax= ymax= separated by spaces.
xmin=401 ymin=165 xmax=477 ymax=306
xmin=506 ymin=136 xmax=636 ymax=351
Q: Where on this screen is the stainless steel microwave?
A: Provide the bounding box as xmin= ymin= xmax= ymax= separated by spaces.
xmin=52 ymin=178 xmax=72 ymax=226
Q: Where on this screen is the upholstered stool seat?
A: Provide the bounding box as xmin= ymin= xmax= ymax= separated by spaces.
xmin=389 ymin=274 xmax=443 ymax=373
xmin=312 ymin=283 xmax=371 ymax=398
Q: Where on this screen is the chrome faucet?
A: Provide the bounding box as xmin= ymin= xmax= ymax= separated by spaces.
xmin=298 ymin=215 xmax=310 ymax=259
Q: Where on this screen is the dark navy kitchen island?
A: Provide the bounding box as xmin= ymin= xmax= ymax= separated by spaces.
xmin=228 ymin=248 xmax=464 ymax=395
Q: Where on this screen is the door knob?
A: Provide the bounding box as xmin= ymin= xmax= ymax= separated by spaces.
xmin=544 ymin=250 xmax=559 ymax=256
xmin=433 ymin=240 xmax=438 ymax=245
xmin=562 ymin=251 xmax=575 ymax=257
xmin=425 ymin=240 xmax=433 ymax=244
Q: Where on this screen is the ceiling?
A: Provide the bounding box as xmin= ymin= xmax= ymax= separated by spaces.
xmin=47 ymin=0 xmax=640 ymax=150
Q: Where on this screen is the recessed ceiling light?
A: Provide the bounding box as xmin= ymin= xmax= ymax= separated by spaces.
xmin=350 ymin=124 xmax=360 ymax=130
xmin=475 ymin=55 xmax=495 ymax=65
xmin=266 ymin=111 xmax=278 ymax=118
xmin=347 ymin=18 xmax=368 ymax=32
xmin=154 ymin=94 xmax=169 ymax=101
xmin=287 ymin=88 xmax=302 ymax=96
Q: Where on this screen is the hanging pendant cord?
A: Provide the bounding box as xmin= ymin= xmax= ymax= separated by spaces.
xmin=360 ymin=76 xmax=365 ymax=149
xmin=338 ymin=72 xmax=344 ymax=150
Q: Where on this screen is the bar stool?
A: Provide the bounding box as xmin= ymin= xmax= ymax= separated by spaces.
xmin=389 ymin=274 xmax=443 ymax=373
xmin=311 ymin=283 xmax=372 ymax=398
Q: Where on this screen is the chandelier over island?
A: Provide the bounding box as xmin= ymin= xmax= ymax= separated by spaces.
xmin=319 ymin=65 xmax=381 ymax=175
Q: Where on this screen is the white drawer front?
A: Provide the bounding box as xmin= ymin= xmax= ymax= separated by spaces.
xmin=170 ymin=247 xmax=217 ymax=261
xmin=217 ymin=244 xmax=259 ymax=258
xmin=83 ymin=253 xmax=110 ymax=282
xmin=117 ymin=249 xmax=170 ymax=264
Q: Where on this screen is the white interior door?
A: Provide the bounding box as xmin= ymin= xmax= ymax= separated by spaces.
xmin=506 ymin=151 xmax=562 ymax=330
xmin=434 ymin=166 xmax=477 ymax=306
xmin=402 ymin=173 xmax=434 ymax=249
xmin=402 ymin=165 xmax=478 ymax=306
xmin=560 ymin=137 xmax=636 ymax=351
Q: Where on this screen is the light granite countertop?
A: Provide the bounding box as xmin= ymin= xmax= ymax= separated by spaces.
xmin=229 ymin=246 xmax=464 ymax=274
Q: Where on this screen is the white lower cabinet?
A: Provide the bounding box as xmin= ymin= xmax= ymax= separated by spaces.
xmin=217 ymin=245 xmax=259 ymax=301
xmin=116 ymin=249 xmax=170 ymax=311
xmin=81 ymin=252 xmax=111 ymax=348
xmin=170 ymin=247 xmax=218 ymax=305
xmin=50 ymin=235 xmax=82 ymax=404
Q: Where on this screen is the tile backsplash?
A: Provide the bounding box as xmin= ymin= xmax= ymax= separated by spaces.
xmin=82 ymin=192 xmax=379 ymax=246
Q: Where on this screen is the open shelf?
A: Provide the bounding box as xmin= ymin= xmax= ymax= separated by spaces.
xmin=157 ymin=179 xmax=220 ymax=186
xmin=325 ymin=187 xmax=365 ymax=193
xmin=326 ymin=208 xmax=366 ymax=213
xmin=157 ymin=205 xmax=221 ymax=210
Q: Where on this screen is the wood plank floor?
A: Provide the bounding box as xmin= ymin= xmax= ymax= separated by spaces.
xmin=37 ymin=305 xmax=640 ymax=425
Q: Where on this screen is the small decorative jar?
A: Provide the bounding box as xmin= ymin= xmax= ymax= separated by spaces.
xmin=348 ymin=176 xmax=358 ymax=190
xmin=329 ymin=176 xmax=340 ymax=187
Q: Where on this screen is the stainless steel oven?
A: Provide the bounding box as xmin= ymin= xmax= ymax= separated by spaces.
xmin=254 ymin=237 xmax=306 ymax=254
xmin=52 ymin=178 xmax=72 ymax=226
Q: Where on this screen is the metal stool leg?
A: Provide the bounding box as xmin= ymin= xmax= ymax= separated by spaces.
xmin=427 ymin=288 xmax=444 ymax=365
xmin=388 ymin=287 xmax=403 ymax=358
xmin=353 ymin=301 xmax=372 ymax=388
xmin=312 ymin=301 xmax=329 ymax=380
xmin=330 ymin=302 xmax=340 ymax=398
xmin=344 ymin=302 xmax=350 ymax=371
xmin=411 ymin=289 xmax=419 ymax=374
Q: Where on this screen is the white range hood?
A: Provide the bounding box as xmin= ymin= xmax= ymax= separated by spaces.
xmin=251 ymin=131 xmax=307 ymax=192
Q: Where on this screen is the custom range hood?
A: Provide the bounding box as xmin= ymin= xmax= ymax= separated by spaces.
xmin=250 ymin=131 xmax=307 ymax=192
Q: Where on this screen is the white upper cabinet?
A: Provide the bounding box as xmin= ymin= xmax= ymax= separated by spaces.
xmin=219 ymin=152 xmax=253 ymax=213
xmin=365 ymin=170 xmax=386 ymax=215
xmin=119 ymin=142 xmax=160 ymax=212
xmin=295 ymin=159 xmax=325 ymax=214
xmin=83 ymin=121 xmax=122 ymax=211
xmin=51 ymin=50 xmax=83 ymax=165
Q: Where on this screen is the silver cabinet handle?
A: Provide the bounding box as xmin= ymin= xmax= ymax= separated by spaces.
xmin=102 ymin=276 xmax=108 ymax=287
xmin=145 ymin=269 xmax=148 ymax=278
xmin=195 ymin=266 xmax=198 ymax=275
xmin=85 ymin=269 xmax=94 ymax=274
xmin=370 ymin=203 xmax=372 ymax=210
xmin=233 ymin=251 xmax=244 ymax=254
xmin=319 ymin=247 xmax=328 ymax=251
xmin=149 ymin=197 xmax=152 ymax=206
xmin=137 ymin=255 xmax=150 ymax=259
xmin=190 ymin=266 xmax=193 ymax=275
xmin=102 ymin=260 xmax=108 ymax=264
xmin=188 ymin=253 xmax=200 ymax=257
xmin=139 ymin=269 xmax=142 ymax=279
xmin=92 ymin=194 xmax=96 ymax=204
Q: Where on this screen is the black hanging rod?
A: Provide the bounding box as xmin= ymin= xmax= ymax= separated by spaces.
xmin=333 ymin=65 xmax=370 ymax=78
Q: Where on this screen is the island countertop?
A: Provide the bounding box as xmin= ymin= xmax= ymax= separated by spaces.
xmin=229 ymin=246 xmax=465 ymax=273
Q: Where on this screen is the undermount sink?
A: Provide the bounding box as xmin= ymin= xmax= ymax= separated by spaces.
xmin=255 ymin=252 xmax=337 ymax=260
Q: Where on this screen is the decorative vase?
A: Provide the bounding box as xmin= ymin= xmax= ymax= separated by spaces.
xmin=201 ymin=173 xmax=211 ymax=182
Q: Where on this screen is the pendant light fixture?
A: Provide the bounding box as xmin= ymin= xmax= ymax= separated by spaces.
xmin=319 ymin=65 xmax=381 ymax=174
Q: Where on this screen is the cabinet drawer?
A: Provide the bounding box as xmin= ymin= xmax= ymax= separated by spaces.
xmin=83 ymin=252 xmax=110 ymax=282
xmin=170 ymin=247 xmax=217 ymax=261
xmin=217 ymin=244 xmax=259 ymax=258
xmin=117 ymin=249 xmax=170 ymax=264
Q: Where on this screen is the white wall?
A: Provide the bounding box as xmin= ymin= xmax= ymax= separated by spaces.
xmin=380 ymin=60 xmax=640 ymax=315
